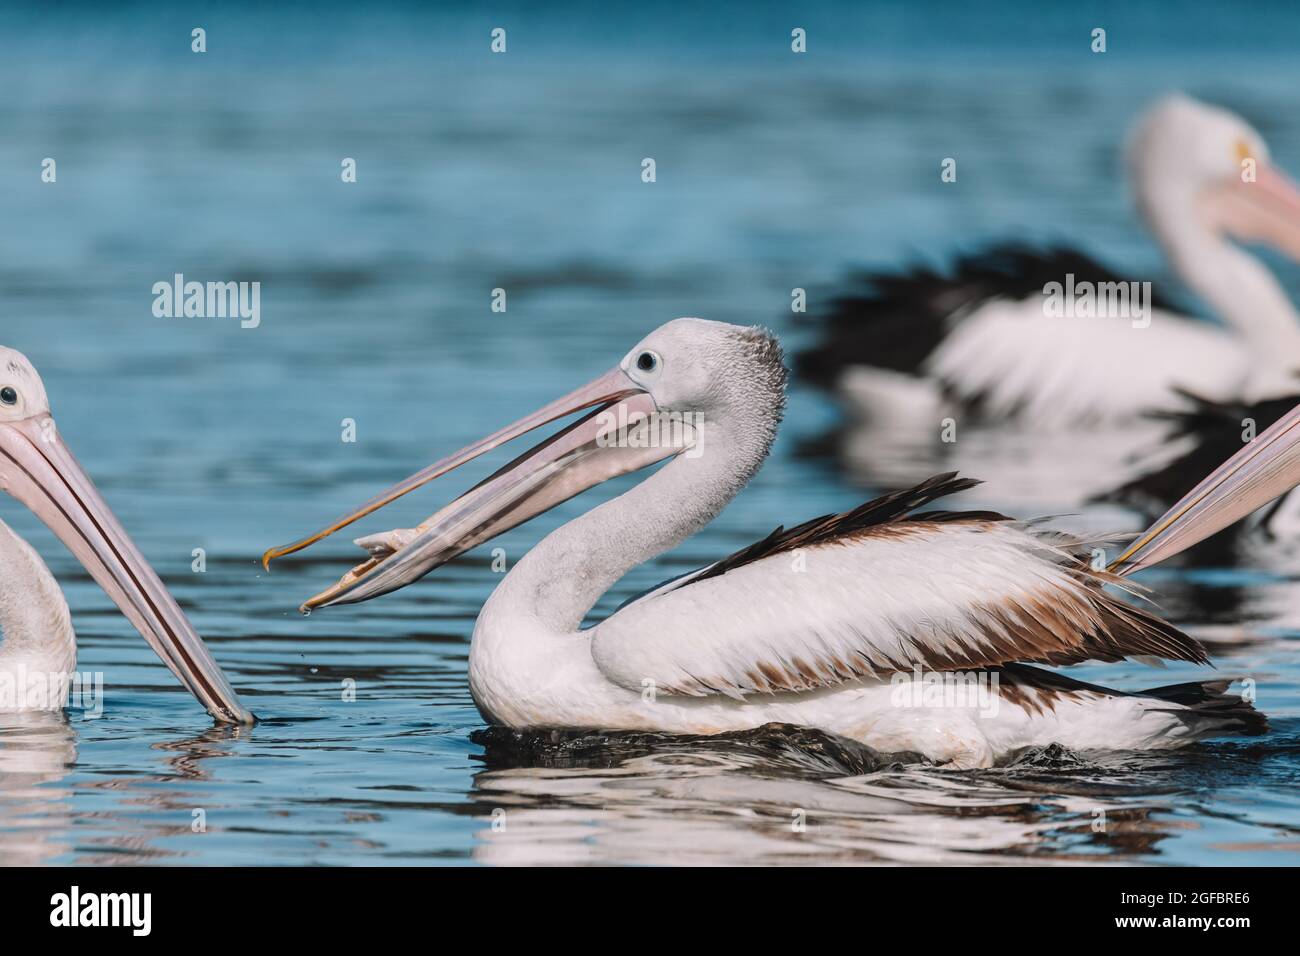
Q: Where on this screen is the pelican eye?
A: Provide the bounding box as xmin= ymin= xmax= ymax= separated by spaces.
xmin=0 ymin=387 xmax=16 ymax=406
xmin=636 ymin=351 xmax=658 ymax=372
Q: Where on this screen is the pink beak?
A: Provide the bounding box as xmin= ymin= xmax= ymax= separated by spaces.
xmin=1208 ymin=160 xmax=1300 ymax=261
xmin=0 ymin=414 xmax=253 ymax=723
xmin=264 ymin=367 xmax=689 ymax=610
xmin=1111 ymin=402 xmax=1300 ymax=574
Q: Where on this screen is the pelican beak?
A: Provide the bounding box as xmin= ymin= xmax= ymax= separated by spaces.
xmin=0 ymin=415 xmax=253 ymax=724
xmin=1110 ymin=402 xmax=1300 ymax=575
xmin=264 ymin=367 xmax=691 ymax=611
xmin=1206 ymin=160 xmax=1300 ymax=261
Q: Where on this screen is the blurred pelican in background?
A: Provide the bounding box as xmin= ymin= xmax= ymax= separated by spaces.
xmin=798 ymin=94 xmax=1300 ymax=431
xmin=264 ymin=320 xmax=1300 ymax=768
xmin=794 ymin=94 xmax=1300 ymax=509
xmin=0 ymin=347 xmax=252 ymax=724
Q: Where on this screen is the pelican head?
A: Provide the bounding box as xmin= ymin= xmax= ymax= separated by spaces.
xmin=621 ymin=318 xmax=786 ymax=415
xmin=1129 ymin=93 xmax=1300 ymax=264
xmin=264 ymin=318 xmax=786 ymax=609
xmin=0 ymin=347 xmax=252 ymax=724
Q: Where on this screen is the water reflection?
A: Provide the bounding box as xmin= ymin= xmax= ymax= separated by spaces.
xmin=66 ymin=725 xmax=251 ymax=865
xmin=798 ymin=415 xmax=1172 ymax=515
xmin=0 ymin=716 xmax=258 ymax=865
xmin=0 ymin=712 xmax=76 ymax=865
xmin=463 ymin=727 xmax=1200 ymax=864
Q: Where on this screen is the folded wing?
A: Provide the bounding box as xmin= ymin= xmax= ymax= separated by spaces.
xmin=590 ymin=474 xmax=1206 ymax=700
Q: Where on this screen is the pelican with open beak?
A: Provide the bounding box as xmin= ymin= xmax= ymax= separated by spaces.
xmin=266 ymin=320 xmax=1293 ymax=767
xmin=0 ymin=347 xmax=252 ymax=723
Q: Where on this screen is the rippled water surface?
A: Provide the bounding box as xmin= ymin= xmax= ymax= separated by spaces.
xmin=2 ymin=3 xmax=1300 ymax=865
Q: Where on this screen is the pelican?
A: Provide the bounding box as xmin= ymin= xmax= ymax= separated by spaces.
xmin=0 ymin=347 xmax=251 ymax=723
xmin=797 ymin=94 xmax=1300 ymax=429
xmin=262 ymin=319 xmax=1300 ymax=768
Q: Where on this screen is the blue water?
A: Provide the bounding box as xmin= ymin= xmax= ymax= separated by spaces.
xmin=1 ymin=2 xmax=1299 ymax=865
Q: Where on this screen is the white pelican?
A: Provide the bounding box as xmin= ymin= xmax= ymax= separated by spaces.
xmin=0 ymin=347 xmax=251 ymax=723
xmin=797 ymin=94 xmax=1300 ymax=428
xmin=263 ymin=319 xmax=1300 ymax=768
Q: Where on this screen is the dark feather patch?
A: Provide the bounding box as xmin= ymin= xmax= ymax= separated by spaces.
xmin=795 ymin=243 xmax=1181 ymax=389
xmin=690 ymin=472 xmax=998 ymax=585
xmin=994 ymin=664 xmax=1264 ymax=735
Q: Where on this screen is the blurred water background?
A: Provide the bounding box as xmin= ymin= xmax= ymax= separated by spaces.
xmin=1 ymin=0 xmax=1299 ymax=865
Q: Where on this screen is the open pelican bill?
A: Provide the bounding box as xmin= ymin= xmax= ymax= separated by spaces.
xmin=262 ymin=366 xmax=695 ymax=611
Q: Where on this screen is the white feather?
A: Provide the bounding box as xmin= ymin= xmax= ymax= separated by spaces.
xmin=0 ymin=519 xmax=77 ymax=712
xmin=593 ymin=522 xmax=1099 ymax=697
xmin=922 ymin=297 xmax=1251 ymax=428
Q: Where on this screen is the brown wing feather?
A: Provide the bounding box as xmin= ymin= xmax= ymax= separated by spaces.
xmin=647 ymin=559 xmax=1208 ymax=698
xmin=597 ymin=476 xmax=1208 ymax=700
